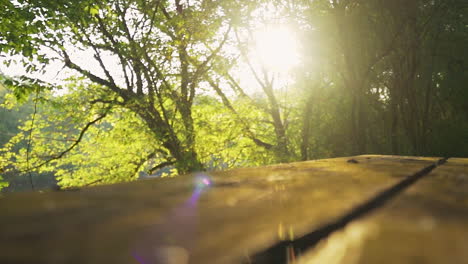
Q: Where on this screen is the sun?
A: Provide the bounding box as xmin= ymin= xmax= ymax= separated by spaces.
xmin=232 ymin=24 xmax=300 ymax=93
xmin=250 ymin=25 xmax=300 ymax=72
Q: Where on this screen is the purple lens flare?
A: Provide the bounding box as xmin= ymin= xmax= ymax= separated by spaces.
xmin=132 ymin=173 xmax=214 ymax=264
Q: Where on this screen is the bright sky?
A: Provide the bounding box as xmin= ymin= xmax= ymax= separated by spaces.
xmin=0 ymin=16 xmax=301 ymax=98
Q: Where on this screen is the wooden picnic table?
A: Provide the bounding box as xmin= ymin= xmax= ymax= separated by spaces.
xmin=1 ymin=155 xmax=467 ymax=264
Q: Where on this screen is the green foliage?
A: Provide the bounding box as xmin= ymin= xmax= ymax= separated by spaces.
xmin=194 ymin=96 xmax=275 ymax=169
xmin=0 ymin=81 xmax=279 ymax=188
xmin=0 ymin=0 xmax=466 ymax=191
xmin=0 ymin=176 xmax=8 ymax=190
xmin=1 ymin=80 xmax=163 ymax=188
xmin=295 ymin=0 xmax=468 ymax=158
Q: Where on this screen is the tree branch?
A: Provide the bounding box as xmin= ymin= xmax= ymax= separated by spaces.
xmin=94 ymin=15 xmax=132 ymax=91
xmin=148 ymin=160 xmax=176 ymax=174
xmin=188 ymin=24 xmax=232 ymax=104
xmin=62 ymin=51 xmax=129 ymax=100
xmin=234 ymin=28 xmax=267 ymax=89
xmin=207 ymin=77 xmax=274 ymax=150
xmin=26 ymin=107 xmax=111 ymax=171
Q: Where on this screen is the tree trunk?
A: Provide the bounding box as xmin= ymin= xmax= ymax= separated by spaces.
xmin=350 ymin=84 xmax=367 ymax=155
xmin=262 ymin=82 xmax=290 ymax=162
xmin=390 ymin=98 xmax=400 ymax=154
xmin=134 ymin=104 xmax=204 ymax=174
xmin=301 ymin=94 xmax=314 ymax=161
xmin=172 ymin=148 xmax=204 ymax=174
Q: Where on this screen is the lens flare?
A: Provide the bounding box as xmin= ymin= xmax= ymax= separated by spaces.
xmin=132 ymin=174 xmax=214 ymax=264
xmin=194 ymin=174 xmax=212 ymax=190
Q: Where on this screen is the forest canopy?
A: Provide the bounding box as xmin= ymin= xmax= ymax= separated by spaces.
xmin=0 ymin=0 xmax=467 ymax=190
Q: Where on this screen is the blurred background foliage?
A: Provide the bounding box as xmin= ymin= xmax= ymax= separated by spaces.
xmin=0 ymin=0 xmax=466 ymax=191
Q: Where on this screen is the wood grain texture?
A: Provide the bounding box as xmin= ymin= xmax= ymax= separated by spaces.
xmin=2 ymin=155 xmax=461 ymax=264
xmin=299 ymin=158 xmax=468 ymax=264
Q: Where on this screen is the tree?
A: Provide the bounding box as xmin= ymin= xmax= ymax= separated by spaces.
xmin=0 ymin=0 xmax=241 ymax=173
xmin=1 ymin=0 xmax=466 ymax=191
xmin=287 ymin=0 xmax=468 ymax=158
xmin=206 ymin=2 xmax=300 ymax=163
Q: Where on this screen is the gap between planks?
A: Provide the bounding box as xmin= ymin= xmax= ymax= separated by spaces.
xmin=244 ymin=157 xmax=449 ymax=264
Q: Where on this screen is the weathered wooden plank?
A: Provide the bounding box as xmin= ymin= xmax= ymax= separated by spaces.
xmin=0 ymin=155 xmax=440 ymax=263
xmin=299 ymin=158 xmax=468 ymax=264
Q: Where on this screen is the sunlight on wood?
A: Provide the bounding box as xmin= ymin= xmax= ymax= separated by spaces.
xmin=298 ymin=221 xmax=377 ymax=264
